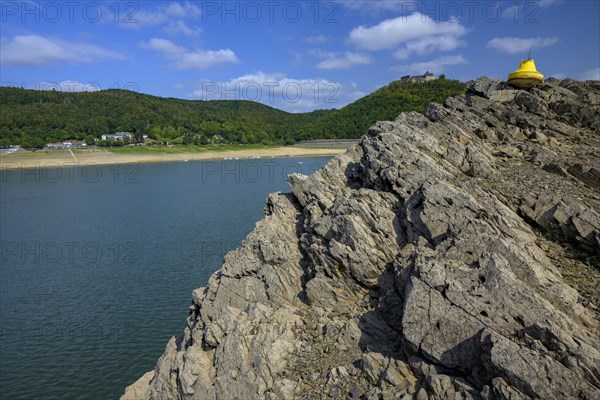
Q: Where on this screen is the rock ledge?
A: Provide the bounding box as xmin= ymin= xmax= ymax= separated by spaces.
xmin=122 ymin=77 xmax=600 ymax=400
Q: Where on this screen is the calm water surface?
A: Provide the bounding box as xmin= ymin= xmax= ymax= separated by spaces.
xmin=0 ymin=157 xmax=329 ymax=400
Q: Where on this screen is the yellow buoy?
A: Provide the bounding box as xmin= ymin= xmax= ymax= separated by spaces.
xmin=507 ymin=58 xmax=544 ymax=89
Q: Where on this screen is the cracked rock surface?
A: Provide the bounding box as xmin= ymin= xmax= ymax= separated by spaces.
xmin=122 ymin=77 xmax=600 ymax=400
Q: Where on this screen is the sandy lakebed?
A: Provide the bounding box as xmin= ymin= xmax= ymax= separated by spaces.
xmin=0 ymin=147 xmax=347 ymax=170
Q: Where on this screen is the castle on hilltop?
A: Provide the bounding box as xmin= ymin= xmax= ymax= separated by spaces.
xmin=400 ymin=71 xmax=436 ymax=83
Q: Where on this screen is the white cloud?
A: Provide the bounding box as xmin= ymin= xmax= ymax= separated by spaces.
xmin=580 ymin=67 xmax=600 ymax=81
xmin=143 ymin=38 xmax=184 ymax=54
xmin=502 ymin=0 xmax=559 ymax=18
xmin=393 ymin=35 xmax=465 ymax=59
xmin=537 ymin=0 xmax=560 ymax=7
xmin=348 ymin=90 xmax=367 ymax=101
xmin=315 ymin=51 xmax=373 ymax=70
xmin=392 ymin=55 xmax=467 ymax=76
xmin=0 ymin=34 xmax=124 ymax=67
xmin=342 ymin=0 xmax=559 ymax=14
xmin=176 ymin=50 xmax=238 ymax=69
xmin=130 ymin=1 xmax=201 ymax=27
xmin=190 ymin=71 xmax=347 ymax=112
xmin=348 ymin=13 xmax=467 ymax=51
xmin=303 ymin=35 xmax=328 ymax=44
xmin=141 ymin=38 xmax=238 ymax=70
xmin=164 ymin=1 xmax=201 ymax=17
xmin=548 ymin=72 xmax=566 ymax=79
xmin=502 ymin=4 xmax=520 ymax=18
xmin=164 ymin=21 xmax=202 ymax=37
xmin=486 ymin=36 xmax=558 ymax=54
xmin=119 ymin=1 xmax=204 ymax=37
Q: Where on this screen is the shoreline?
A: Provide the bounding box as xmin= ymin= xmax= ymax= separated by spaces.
xmin=0 ymin=147 xmax=347 ymax=170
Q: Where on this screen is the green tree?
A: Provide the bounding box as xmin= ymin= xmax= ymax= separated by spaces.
xmin=0 ymin=80 xmax=465 ymax=147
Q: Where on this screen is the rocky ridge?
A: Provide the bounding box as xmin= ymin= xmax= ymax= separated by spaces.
xmin=122 ymin=77 xmax=600 ymax=400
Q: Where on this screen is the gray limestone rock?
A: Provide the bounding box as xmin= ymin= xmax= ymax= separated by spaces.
xmin=122 ymin=77 xmax=600 ymax=400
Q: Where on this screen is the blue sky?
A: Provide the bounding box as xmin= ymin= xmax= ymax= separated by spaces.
xmin=1 ymin=0 xmax=599 ymax=112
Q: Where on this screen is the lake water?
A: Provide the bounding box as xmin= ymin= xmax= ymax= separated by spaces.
xmin=0 ymin=157 xmax=330 ymax=400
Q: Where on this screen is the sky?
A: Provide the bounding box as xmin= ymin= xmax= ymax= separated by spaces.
xmin=1 ymin=0 xmax=599 ymax=112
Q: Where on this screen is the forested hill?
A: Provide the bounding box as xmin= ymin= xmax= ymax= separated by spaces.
xmin=298 ymin=78 xmax=466 ymax=139
xmin=0 ymin=78 xmax=465 ymax=148
xmin=0 ymin=88 xmax=329 ymax=148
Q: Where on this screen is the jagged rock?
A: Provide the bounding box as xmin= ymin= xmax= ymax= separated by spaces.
xmin=543 ymin=162 xmax=568 ymax=176
xmin=120 ymin=371 xmax=153 ymax=400
xmin=519 ymin=194 xmax=600 ymax=251
xmin=567 ymin=163 xmax=600 ymax=188
xmin=122 ymin=78 xmax=600 ymax=400
xmin=467 ymin=77 xmax=505 ymax=99
xmin=515 ymin=91 xmax=548 ymax=115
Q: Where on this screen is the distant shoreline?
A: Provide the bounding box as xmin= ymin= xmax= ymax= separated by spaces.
xmin=0 ymin=146 xmax=347 ymax=170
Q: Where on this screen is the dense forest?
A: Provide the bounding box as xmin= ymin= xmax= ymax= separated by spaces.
xmin=298 ymin=78 xmax=466 ymax=139
xmin=0 ymin=88 xmax=327 ymax=148
xmin=0 ymin=78 xmax=465 ymax=148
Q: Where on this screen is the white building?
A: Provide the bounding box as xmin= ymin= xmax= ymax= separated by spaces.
xmin=101 ymin=132 xmax=133 ymax=141
xmin=46 ymin=141 xmax=87 ymax=149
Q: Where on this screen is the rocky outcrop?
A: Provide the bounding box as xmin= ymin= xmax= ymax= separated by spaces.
xmin=122 ymin=78 xmax=600 ymax=400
